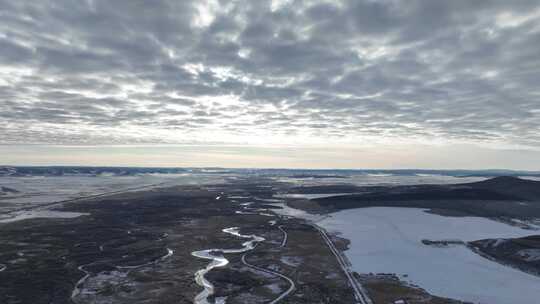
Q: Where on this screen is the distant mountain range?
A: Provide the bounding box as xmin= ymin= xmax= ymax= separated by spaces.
xmin=0 ymin=166 xmax=539 ymax=178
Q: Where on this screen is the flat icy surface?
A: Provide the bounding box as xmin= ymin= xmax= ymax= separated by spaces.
xmin=0 ymin=173 xmax=225 ymax=212
xmin=277 ymin=174 xmax=485 ymax=187
xmin=0 ymin=173 xmax=227 ymax=223
xmin=0 ymin=210 xmax=88 ymax=223
xmin=318 ymin=207 xmax=540 ymax=304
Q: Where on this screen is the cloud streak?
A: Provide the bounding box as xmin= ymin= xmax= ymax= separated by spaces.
xmin=0 ymin=0 xmax=539 ymax=149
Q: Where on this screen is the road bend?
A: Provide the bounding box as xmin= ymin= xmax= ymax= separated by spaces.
xmin=277 ymin=225 xmax=287 ymax=247
xmin=241 ymin=252 xmax=295 ymax=304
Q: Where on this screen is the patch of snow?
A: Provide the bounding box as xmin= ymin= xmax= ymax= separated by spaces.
xmin=0 ymin=210 xmax=88 ymax=223
xmin=276 ymin=193 xmax=357 ymax=200
xmin=215 ymin=296 xmax=227 ymax=304
xmin=491 ymin=238 xmax=506 ymax=247
xmin=0 ymin=173 xmax=226 ymax=214
xmin=266 ymin=202 xmax=322 ymax=222
xmin=516 ymin=249 xmax=540 ymax=262
xmin=82 ymin=270 xmax=128 ymax=295
xmin=508 ymin=218 xmax=540 ymax=230
xmin=280 ymin=256 xmax=302 ymax=267
xmin=265 ymin=283 xmax=282 ymax=294
xmin=266 ymin=264 xmax=280 ymax=272
xmin=276 ymin=174 xmax=485 ymax=188
xmin=235 ymin=211 xmax=257 ymax=215
xmin=255 ymin=197 xmax=283 ymax=203
xmin=325 ymin=272 xmax=339 ymax=279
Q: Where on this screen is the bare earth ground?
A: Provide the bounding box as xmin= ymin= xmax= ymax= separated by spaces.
xmin=0 ymin=179 xmax=358 ymax=304
xmin=469 ymin=235 xmax=540 ymax=277
xmin=3 ymin=175 xmax=540 ymax=303
xmin=357 ymin=274 xmax=461 ymax=304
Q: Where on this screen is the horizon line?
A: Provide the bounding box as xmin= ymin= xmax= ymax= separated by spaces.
xmin=1 ymin=164 xmax=539 ymax=173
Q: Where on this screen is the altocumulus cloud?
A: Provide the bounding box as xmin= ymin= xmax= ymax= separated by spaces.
xmin=0 ymin=0 xmax=539 ymax=148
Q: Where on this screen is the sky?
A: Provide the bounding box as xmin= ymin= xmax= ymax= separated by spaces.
xmin=0 ymin=0 xmax=539 ymax=169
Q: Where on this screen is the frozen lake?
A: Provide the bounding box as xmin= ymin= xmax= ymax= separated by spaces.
xmin=318 ymin=207 xmax=540 ymax=304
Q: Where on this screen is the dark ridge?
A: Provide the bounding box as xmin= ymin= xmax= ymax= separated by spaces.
xmin=467 ymin=176 xmax=540 ymax=187
xmin=466 ymin=176 xmax=540 ymax=201
xmin=315 ymin=186 xmax=520 ymax=203
xmin=470 ymin=235 xmax=540 ymax=276
xmin=288 ymin=184 xmax=364 ymax=194
xmin=310 ymin=176 xmax=540 ymax=219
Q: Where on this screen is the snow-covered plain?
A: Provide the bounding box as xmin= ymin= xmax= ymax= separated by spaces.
xmin=277 ymin=174 xmax=485 ymax=187
xmin=318 ymin=207 xmax=540 ymax=304
xmin=0 ymin=210 xmax=89 ymax=223
xmin=0 ymin=173 xmax=227 ymax=220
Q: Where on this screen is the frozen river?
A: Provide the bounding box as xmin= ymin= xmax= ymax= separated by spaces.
xmin=318 ymin=207 xmax=540 ymax=304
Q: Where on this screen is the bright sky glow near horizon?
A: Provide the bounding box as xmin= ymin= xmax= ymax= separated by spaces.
xmin=1 ymin=1 xmax=540 ymax=169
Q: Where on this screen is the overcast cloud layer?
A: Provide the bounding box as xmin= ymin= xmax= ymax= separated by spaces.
xmin=1 ymin=0 xmax=540 ymax=149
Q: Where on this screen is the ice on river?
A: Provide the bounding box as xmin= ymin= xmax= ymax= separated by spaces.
xmin=318 ymin=207 xmax=540 ymax=304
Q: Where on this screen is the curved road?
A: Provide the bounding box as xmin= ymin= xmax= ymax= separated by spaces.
xmin=71 ymin=247 xmax=174 ymax=303
xmin=240 ymin=235 xmax=295 ymax=304
xmin=236 ymin=203 xmax=295 ymax=303
xmin=191 ymin=200 xmax=295 ymax=303
xmin=277 ymin=225 xmax=287 ymax=247
xmin=241 ymin=224 xmax=295 ymax=304
xmin=117 ymin=247 xmax=174 ymax=270
xmin=241 ymin=253 xmax=295 ymax=304
xmin=71 ymin=263 xmax=94 ymax=303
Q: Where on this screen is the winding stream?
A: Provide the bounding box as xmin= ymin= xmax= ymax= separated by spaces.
xmin=71 ymin=247 xmax=174 ymax=303
xmin=117 ymin=248 xmax=174 ymax=270
xmin=192 ymin=227 xmax=265 ymax=304
xmin=71 ymin=263 xmax=95 ymax=302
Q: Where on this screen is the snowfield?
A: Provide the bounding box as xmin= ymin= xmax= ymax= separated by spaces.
xmin=318 ymin=207 xmax=540 ymax=304
xmin=0 ymin=173 xmax=227 ymax=220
